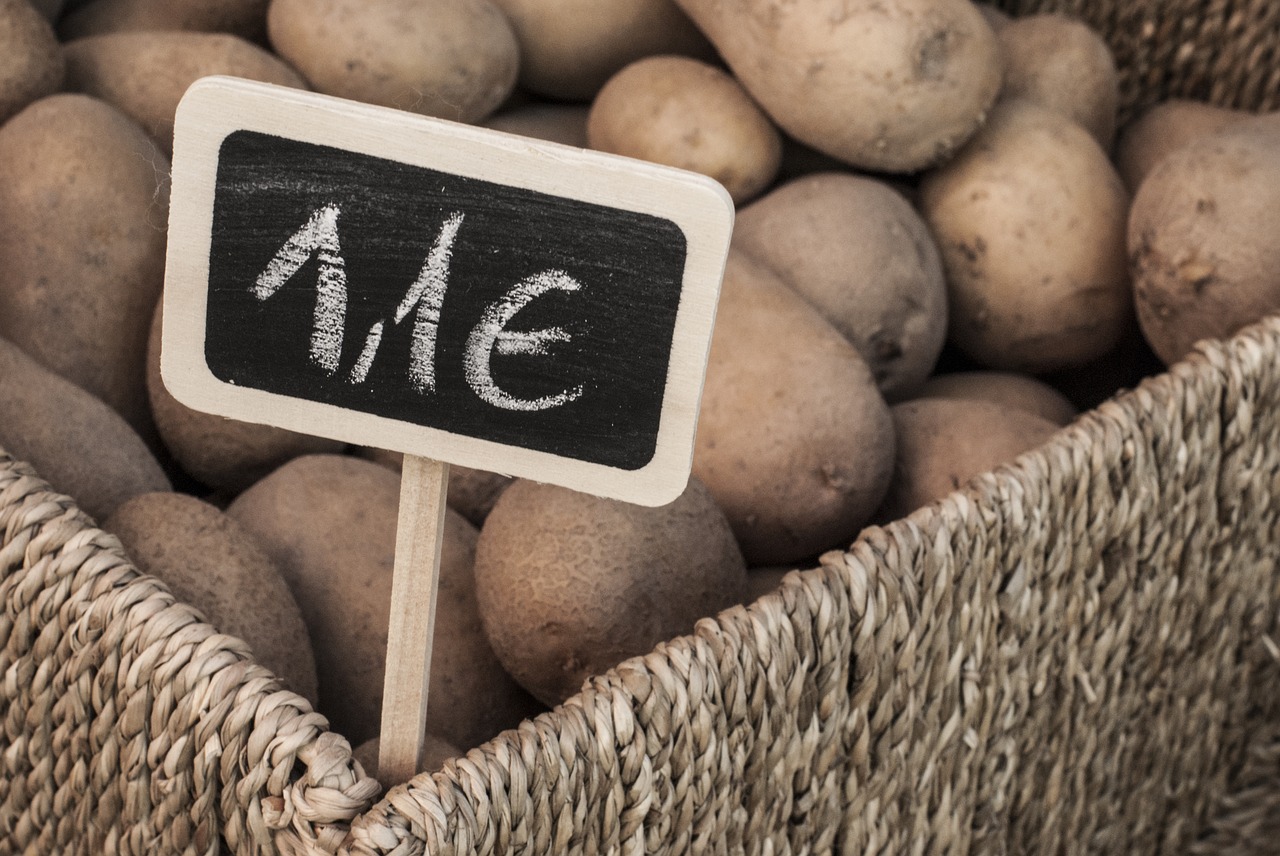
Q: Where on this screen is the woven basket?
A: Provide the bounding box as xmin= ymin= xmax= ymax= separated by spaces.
xmin=4 ymin=2 xmax=1280 ymax=854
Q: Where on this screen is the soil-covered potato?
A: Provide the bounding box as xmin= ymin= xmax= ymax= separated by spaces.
xmin=483 ymin=102 xmax=591 ymax=148
xmin=105 ymin=492 xmax=319 ymax=705
xmin=694 ymin=252 xmax=895 ymax=565
xmin=587 ymin=55 xmax=781 ymax=204
xmin=60 ymin=0 xmax=270 ymax=40
xmin=147 ymin=304 xmax=344 ymax=492
xmin=878 ymin=397 xmax=1060 ymax=521
xmin=0 ymin=335 xmax=169 ymax=521
xmin=1115 ymin=99 xmax=1251 ymax=193
xmin=673 ymin=0 xmax=1003 ymax=172
xmin=917 ymin=371 xmax=1077 ymax=425
xmin=490 ymin=0 xmax=713 ymax=101
xmin=0 ymin=94 xmax=168 ymax=440
xmin=0 ymin=0 xmax=63 ymax=125
xmin=732 ymin=172 xmax=947 ymax=400
xmin=996 ymin=13 xmax=1119 ymax=147
xmin=63 ymin=31 xmax=307 ymax=155
xmin=227 ymin=455 xmax=541 ymax=748
xmin=268 ymin=0 xmax=518 ymax=124
xmin=1130 ymin=115 xmax=1280 ymax=365
xmin=920 ymin=98 xmax=1131 ymax=373
xmin=474 ymin=476 xmax=746 ymax=706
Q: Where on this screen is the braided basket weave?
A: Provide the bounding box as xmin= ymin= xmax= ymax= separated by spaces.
xmin=4 ymin=1 xmax=1280 ymax=853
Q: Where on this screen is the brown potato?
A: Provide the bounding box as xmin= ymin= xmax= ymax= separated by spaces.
xmin=0 ymin=0 xmax=62 ymax=125
xmin=1130 ymin=115 xmax=1280 ymax=365
xmin=105 ymin=492 xmax=319 ymax=705
xmin=63 ymin=31 xmax=307 ymax=156
xmin=227 ymin=455 xmax=541 ymax=748
xmin=0 ymin=94 xmax=168 ymax=440
xmin=694 ymin=252 xmax=895 ymax=565
xmin=0 ymin=335 xmax=169 ymax=521
xmin=878 ymin=398 xmax=1060 ymax=521
xmin=920 ymin=98 xmax=1131 ymax=373
xmin=491 ymin=0 xmax=713 ymax=101
xmin=483 ymin=102 xmax=591 ymax=148
xmin=59 ymin=0 xmax=269 ymax=41
xmin=917 ymin=371 xmax=1077 ymax=426
xmin=1115 ymin=99 xmax=1252 ymax=194
xmin=732 ymin=172 xmax=947 ymax=400
xmin=587 ymin=55 xmax=781 ymax=204
xmin=997 ymin=13 xmax=1119 ymax=147
xmin=673 ymin=0 xmax=1003 ymax=172
xmin=474 ymin=476 xmax=746 ymax=706
xmin=268 ymin=0 xmax=518 ymax=124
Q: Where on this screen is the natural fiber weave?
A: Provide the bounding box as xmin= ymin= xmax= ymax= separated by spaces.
xmin=994 ymin=0 xmax=1280 ymax=122
xmin=0 ymin=456 xmax=380 ymax=855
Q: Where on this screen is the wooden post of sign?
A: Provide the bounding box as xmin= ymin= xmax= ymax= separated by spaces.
xmin=377 ymin=454 xmax=450 ymax=785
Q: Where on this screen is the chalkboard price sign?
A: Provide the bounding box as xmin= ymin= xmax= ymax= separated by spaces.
xmin=163 ymin=76 xmax=733 ymax=506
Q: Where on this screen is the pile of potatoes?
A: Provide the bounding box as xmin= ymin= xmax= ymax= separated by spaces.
xmin=1 ymin=0 xmax=1278 ymax=797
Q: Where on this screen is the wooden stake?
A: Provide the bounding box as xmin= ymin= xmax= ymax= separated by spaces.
xmin=378 ymin=454 xmax=450 ymax=786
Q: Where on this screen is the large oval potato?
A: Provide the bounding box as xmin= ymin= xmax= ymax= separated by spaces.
xmin=673 ymin=0 xmax=1003 ymax=172
xmin=694 ymin=251 xmax=895 ymax=565
xmin=0 ymin=94 xmax=168 ymax=439
xmin=0 ymin=0 xmax=63 ymax=124
xmin=268 ymin=0 xmax=518 ymax=124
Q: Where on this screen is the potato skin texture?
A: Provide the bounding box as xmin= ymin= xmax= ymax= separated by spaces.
xmin=0 ymin=94 xmax=168 ymax=440
xmin=920 ymin=98 xmax=1131 ymax=373
xmin=673 ymin=0 xmax=1003 ymax=172
xmin=474 ymin=477 xmax=746 ymax=706
xmin=917 ymin=371 xmax=1077 ymax=426
xmin=268 ymin=0 xmax=518 ymax=124
xmin=588 ymin=55 xmax=781 ymax=204
xmin=732 ymin=172 xmax=947 ymax=400
xmin=1130 ymin=117 xmax=1280 ymax=366
xmin=694 ymin=252 xmax=895 ymax=565
xmin=0 ymin=0 xmax=63 ymax=125
xmin=1116 ymin=99 xmax=1250 ymax=194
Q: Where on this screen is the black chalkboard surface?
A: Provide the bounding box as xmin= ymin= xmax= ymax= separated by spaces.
xmin=163 ymin=77 xmax=733 ymax=505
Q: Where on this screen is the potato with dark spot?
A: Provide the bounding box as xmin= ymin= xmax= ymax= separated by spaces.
xmin=878 ymin=398 xmax=1060 ymax=521
xmin=0 ymin=335 xmax=169 ymax=521
xmin=268 ymin=0 xmax=519 ymax=124
xmin=1130 ymin=115 xmax=1280 ymax=365
xmin=474 ymin=476 xmax=745 ymax=706
xmin=60 ymin=0 xmax=269 ymax=41
xmin=227 ymin=455 xmax=541 ymax=748
xmin=64 ymin=31 xmax=307 ymax=156
xmin=694 ymin=252 xmax=895 ymax=564
xmin=105 ymin=492 xmax=319 ymax=705
xmin=588 ymin=55 xmax=781 ymax=204
xmin=0 ymin=94 xmax=168 ymax=440
xmin=732 ymin=172 xmax=947 ymax=400
xmin=0 ymin=0 xmax=62 ymax=124
xmin=917 ymin=371 xmax=1077 ymax=425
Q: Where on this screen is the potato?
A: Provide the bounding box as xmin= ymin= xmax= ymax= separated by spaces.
xmin=357 ymin=448 xmax=512 ymax=526
xmin=0 ymin=94 xmax=168 ymax=440
xmin=0 ymin=0 xmax=62 ymax=125
xmin=917 ymin=371 xmax=1077 ymax=426
xmin=63 ymin=31 xmax=307 ymax=156
xmin=484 ymin=102 xmax=590 ymax=148
xmin=352 ymin=734 xmax=461 ymax=791
xmin=105 ymin=492 xmax=319 ymax=705
xmin=59 ymin=0 xmax=269 ymax=41
xmin=1130 ymin=115 xmax=1280 ymax=365
xmin=694 ymin=252 xmax=895 ymax=565
xmin=474 ymin=476 xmax=746 ymax=706
xmin=732 ymin=172 xmax=947 ymax=400
xmin=267 ymin=0 xmax=518 ymax=124
xmin=0 ymin=335 xmax=169 ymax=521
xmin=745 ymin=565 xmax=796 ymax=602
xmin=1115 ymin=99 xmax=1251 ymax=193
xmin=919 ymin=98 xmax=1131 ymax=373
xmin=878 ymin=398 xmax=1060 ymax=521
xmin=227 ymin=455 xmax=541 ymax=748
xmin=996 ymin=13 xmax=1119 ymax=147
xmin=587 ymin=55 xmax=781 ymax=204
xmin=975 ymin=3 xmax=1011 ymax=31
xmin=673 ymin=0 xmax=1003 ymax=172
xmin=490 ymin=0 xmax=713 ymax=101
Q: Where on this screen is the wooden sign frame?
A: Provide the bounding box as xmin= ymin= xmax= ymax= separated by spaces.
xmin=162 ymin=76 xmax=733 ymax=507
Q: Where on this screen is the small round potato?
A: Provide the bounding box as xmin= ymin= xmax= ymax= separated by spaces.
xmin=268 ymin=0 xmax=519 ymax=124
xmin=588 ymin=55 xmax=781 ymax=204
xmin=0 ymin=0 xmax=63 ymax=124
